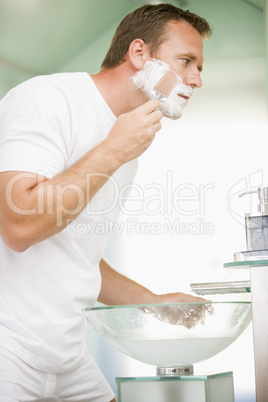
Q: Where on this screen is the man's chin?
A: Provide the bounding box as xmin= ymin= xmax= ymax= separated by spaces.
xmin=159 ymin=100 xmax=185 ymax=119
xmin=162 ymin=108 xmax=184 ymax=120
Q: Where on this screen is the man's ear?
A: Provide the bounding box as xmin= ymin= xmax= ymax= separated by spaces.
xmin=128 ymin=39 xmax=150 ymax=69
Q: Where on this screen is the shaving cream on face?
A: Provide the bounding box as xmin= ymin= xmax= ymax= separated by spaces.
xmin=133 ymin=59 xmax=193 ymax=120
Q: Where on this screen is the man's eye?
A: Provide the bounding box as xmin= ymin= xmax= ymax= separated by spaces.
xmin=182 ymin=58 xmax=190 ymax=64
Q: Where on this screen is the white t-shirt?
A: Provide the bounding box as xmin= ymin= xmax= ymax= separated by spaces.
xmin=0 ymin=72 xmax=138 ymax=373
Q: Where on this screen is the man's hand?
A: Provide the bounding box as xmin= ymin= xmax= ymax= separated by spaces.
xmin=152 ymin=292 xmax=208 ymax=304
xmin=102 ymin=99 xmax=163 ymax=166
xmin=143 ymin=292 xmax=213 ymax=330
xmin=98 ymin=260 xmax=213 ymax=330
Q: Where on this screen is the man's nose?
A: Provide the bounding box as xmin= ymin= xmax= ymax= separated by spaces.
xmin=186 ymin=71 xmax=202 ymax=89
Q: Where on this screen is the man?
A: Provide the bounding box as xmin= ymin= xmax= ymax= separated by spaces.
xmin=0 ymin=3 xmax=211 ymax=401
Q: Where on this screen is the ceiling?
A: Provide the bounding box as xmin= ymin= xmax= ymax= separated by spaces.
xmin=0 ymin=0 xmax=266 ymax=97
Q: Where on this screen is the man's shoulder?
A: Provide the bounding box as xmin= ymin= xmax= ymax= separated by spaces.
xmin=20 ymin=71 xmax=89 ymax=90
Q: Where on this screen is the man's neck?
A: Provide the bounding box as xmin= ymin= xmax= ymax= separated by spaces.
xmin=91 ymin=65 xmax=146 ymax=117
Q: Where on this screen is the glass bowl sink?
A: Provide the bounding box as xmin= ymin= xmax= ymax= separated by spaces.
xmin=82 ymin=302 xmax=251 ymax=369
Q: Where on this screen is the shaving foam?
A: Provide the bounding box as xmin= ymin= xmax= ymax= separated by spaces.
xmin=133 ymin=59 xmax=192 ymax=120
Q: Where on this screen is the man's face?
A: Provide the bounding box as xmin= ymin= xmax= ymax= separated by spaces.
xmin=154 ymin=20 xmax=204 ymax=89
xmin=133 ymin=60 xmax=193 ymax=119
xmin=133 ymin=20 xmax=204 ymax=119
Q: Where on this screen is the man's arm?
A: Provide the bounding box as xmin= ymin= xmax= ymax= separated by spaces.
xmin=0 ymin=100 xmax=162 ymax=252
xmin=98 ymin=259 xmax=206 ymax=305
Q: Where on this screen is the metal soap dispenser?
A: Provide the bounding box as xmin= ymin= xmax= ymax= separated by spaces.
xmin=239 ymin=187 xmax=268 ymax=253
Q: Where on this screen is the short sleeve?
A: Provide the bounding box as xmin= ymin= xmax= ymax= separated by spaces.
xmin=0 ymin=77 xmax=73 ymax=178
